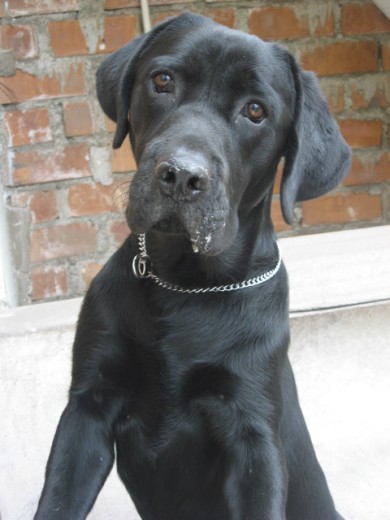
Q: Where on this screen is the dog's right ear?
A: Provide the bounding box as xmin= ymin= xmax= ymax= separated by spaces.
xmin=96 ymin=13 xmax=211 ymax=149
xmin=96 ymin=18 xmax=178 ymax=149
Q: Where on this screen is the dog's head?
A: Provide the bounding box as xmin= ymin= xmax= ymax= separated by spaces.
xmin=97 ymin=13 xmax=351 ymax=256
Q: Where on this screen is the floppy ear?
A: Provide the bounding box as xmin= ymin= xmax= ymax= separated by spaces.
xmin=280 ymin=56 xmax=351 ymax=224
xmin=96 ymin=18 xmax=177 ymax=149
xmin=96 ymin=13 xmax=211 ymax=149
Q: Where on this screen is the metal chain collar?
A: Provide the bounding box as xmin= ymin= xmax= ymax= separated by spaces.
xmin=132 ymin=233 xmax=282 ymax=294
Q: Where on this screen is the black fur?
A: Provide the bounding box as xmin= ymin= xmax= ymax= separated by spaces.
xmin=35 ymin=13 xmax=350 ymax=520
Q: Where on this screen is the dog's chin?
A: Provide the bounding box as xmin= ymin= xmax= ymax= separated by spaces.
xmin=129 ymin=211 xmax=232 ymax=257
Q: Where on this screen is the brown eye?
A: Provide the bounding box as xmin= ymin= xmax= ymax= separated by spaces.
xmin=154 ymin=73 xmax=172 ymax=92
xmin=245 ymin=102 xmax=265 ymax=123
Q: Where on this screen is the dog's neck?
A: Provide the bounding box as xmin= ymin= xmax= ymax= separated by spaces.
xmin=141 ymin=197 xmax=277 ymax=289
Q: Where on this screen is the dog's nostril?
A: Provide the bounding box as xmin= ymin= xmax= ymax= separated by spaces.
xmin=156 ymin=159 xmax=209 ymax=199
xmin=160 ymin=168 xmax=176 ymax=185
xmin=187 ymin=176 xmax=202 ymax=192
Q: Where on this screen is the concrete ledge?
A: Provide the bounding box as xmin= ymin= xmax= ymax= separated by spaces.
xmin=1 ymin=225 xmax=389 ymax=336
xmin=281 ymin=225 xmax=390 ymax=314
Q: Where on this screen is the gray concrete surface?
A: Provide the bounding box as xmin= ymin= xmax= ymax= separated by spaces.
xmin=1 ymin=301 xmax=389 ymax=520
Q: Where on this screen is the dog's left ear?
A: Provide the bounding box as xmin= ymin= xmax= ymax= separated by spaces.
xmin=280 ymin=55 xmax=351 ymax=224
xmin=96 ymin=17 xmax=178 ymax=149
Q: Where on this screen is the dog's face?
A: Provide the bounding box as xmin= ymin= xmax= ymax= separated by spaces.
xmin=97 ymin=13 xmax=351 ymax=256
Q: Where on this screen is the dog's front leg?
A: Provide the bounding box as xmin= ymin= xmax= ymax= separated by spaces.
xmin=34 ymin=394 xmax=118 ymax=520
xmin=229 ymin=430 xmax=287 ymax=520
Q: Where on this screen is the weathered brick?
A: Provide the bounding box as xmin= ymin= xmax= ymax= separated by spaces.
xmin=63 ymin=101 xmax=93 ymax=137
xmin=31 ymin=222 xmax=97 ymax=262
xmin=10 ymin=143 xmax=91 ymax=186
xmin=105 ymin=0 xmax=192 ymax=8
xmin=31 ymin=265 xmax=68 ymax=300
xmin=152 ymin=10 xmax=182 ymax=27
xmin=320 ymin=81 xmax=345 ymax=113
xmin=382 ymin=39 xmax=390 ymax=71
xmin=0 ymin=64 xmax=86 ymax=104
xmin=62 ymin=63 xmax=87 ymax=96
xmin=7 ymin=0 xmax=78 ymax=16
xmin=249 ymin=5 xmax=334 ymax=41
xmin=112 ymin=138 xmax=137 ymax=172
xmin=272 ymin=161 xmax=284 ymax=196
xmin=347 ymin=76 xmax=389 ymax=111
xmin=48 ymin=20 xmax=87 ymax=57
xmin=29 ymin=191 xmax=59 ymax=223
xmin=205 ymin=8 xmax=235 ymax=28
xmin=68 ymin=182 xmax=119 ymax=216
xmin=3 ymin=107 xmax=51 ymax=147
xmin=0 ymin=70 xmax=60 ymax=104
xmin=110 ymin=219 xmax=130 ymax=246
xmin=271 ymin=199 xmax=291 ymax=231
xmin=344 ymin=152 xmax=390 ymax=186
xmin=98 ymin=15 xmax=138 ymax=54
xmin=82 ymin=262 xmax=103 ymax=289
xmin=105 ymin=115 xmax=116 ymax=133
xmin=0 ymin=2 xmax=7 ymax=16
xmin=0 ymin=24 xmax=38 ymax=60
xmin=338 ymin=119 xmax=382 ymax=149
xmin=300 ymin=41 xmax=378 ymax=76
xmin=342 ymin=4 xmax=390 ymax=35
xmin=302 ymin=192 xmax=382 ymax=226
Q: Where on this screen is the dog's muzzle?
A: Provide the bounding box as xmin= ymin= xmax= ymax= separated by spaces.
xmin=155 ymin=153 xmax=210 ymax=202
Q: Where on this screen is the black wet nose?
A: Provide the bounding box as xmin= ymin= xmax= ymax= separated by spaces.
xmin=155 ymin=159 xmax=209 ymax=201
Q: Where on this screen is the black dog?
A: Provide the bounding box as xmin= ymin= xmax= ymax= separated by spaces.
xmin=35 ymin=13 xmax=351 ymax=520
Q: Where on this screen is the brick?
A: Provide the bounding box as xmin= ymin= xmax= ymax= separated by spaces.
xmin=31 ymin=222 xmax=97 ymax=262
xmin=0 ymin=64 xmax=86 ymax=105
xmin=10 ymin=143 xmax=91 ymax=186
xmin=68 ymin=182 xmax=118 ymax=216
xmin=105 ymin=0 xmax=133 ymax=7
xmin=302 ymin=192 xmax=382 ymax=226
xmin=342 ymin=4 xmax=390 ymax=35
xmin=110 ymin=219 xmax=130 ymax=246
xmin=104 ymin=0 xmax=192 ymax=8
xmin=7 ymin=0 xmax=78 ymax=16
xmin=105 ymin=115 xmax=116 ymax=133
xmin=48 ymin=20 xmax=87 ymax=57
xmin=63 ymin=101 xmax=93 ymax=137
xmin=112 ymin=138 xmax=137 ymax=172
xmin=29 ymin=191 xmax=59 ymax=223
xmin=0 ymin=1 xmax=7 ymax=16
xmin=3 ymin=108 xmax=51 ymax=147
xmin=383 ymin=40 xmax=390 ymax=71
xmin=0 ymin=25 xmax=38 ymax=60
xmin=271 ymin=198 xmax=291 ymax=231
xmin=97 ymin=15 xmax=138 ymax=54
xmin=152 ymin=11 xmax=182 ymax=27
xmin=31 ymin=265 xmax=68 ymax=301
xmin=320 ymin=81 xmax=345 ymax=113
xmin=205 ymin=8 xmax=235 ymax=28
xmin=272 ymin=160 xmax=284 ymax=196
xmin=300 ymin=41 xmax=378 ymax=76
xmin=0 ymin=70 xmax=60 ymax=104
xmin=347 ymin=76 xmax=389 ymax=111
xmin=338 ymin=119 xmax=382 ymax=149
xmin=249 ymin=5 xmax=333 ymax=41
xmin=82 ymin=262 xmax=103 ymax=289
xmin=62 ymin=63 xmax=87 ymax=96
xmin=344 ymin=152 xmax=390 ymax=186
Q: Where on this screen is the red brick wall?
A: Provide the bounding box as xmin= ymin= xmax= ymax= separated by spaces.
xmin=0 ymin=0 xmax=389 ymax=304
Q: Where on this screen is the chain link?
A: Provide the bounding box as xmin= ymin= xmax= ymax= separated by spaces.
xmin=133 ymin=233 xmax=282 ymax=294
